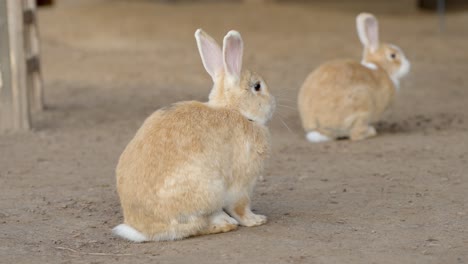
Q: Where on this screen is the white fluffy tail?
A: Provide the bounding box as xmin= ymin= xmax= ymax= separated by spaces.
xmin=113 ymin=224 xmax=148 ymax=243
xmin=306 ymin=131 xmax=331 ymax=143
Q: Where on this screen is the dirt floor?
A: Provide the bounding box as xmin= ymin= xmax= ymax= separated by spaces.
xmin=1 ymin=0 xmax=468 ymax=263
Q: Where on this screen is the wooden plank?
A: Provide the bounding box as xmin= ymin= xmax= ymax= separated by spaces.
xmin=24 ymin=0 xmax=44 ymax=112
xmin=0 ymin=0 xmax=31 ymax=132
xmin=23 ymin=9 xmax=35 ymax=25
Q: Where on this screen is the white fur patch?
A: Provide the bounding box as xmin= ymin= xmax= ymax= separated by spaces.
xmin=391 ymin=56 xmax=410 ymax=92
xmin=388 ymin=44 xmax=410 ymax=92
xmin=113 ymin=224 xmax=148 ymax=243
xmin=306 ymin=131 xmax=330 ymax=143
xmin=361 ymin=61 xmax=378 ymax=70
xmin=400 ymin=58 xmax=411 ymax=77
xmin=390 ymin=77 xmax=400 ymax=91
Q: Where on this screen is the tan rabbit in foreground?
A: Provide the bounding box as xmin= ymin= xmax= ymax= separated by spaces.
xmin=113 ymin=29 xmax=276 ymax=242
xmin=298 ymin=13 xmax=410 ymax=142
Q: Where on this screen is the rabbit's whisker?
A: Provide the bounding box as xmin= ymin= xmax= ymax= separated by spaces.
xmin=277 ymin=104 xmax=296 ymax=110
xmin=273 ymin=91 xmax=295 ymax=96
xmin=274 ymin=94 xmax=295 ymax=99
xmin=275 ymin=113 xmax=293 ymax=134
xmin=277 ymin=98 xmax=297 ymax=103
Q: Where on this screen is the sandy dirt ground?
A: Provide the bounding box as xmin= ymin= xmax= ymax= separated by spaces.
xmin=1 ymin=0 xmax=468 ymax=263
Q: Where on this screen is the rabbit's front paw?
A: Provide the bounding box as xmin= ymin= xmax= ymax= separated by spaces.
xmin=239 ymin=212 xmax=267 ymax=227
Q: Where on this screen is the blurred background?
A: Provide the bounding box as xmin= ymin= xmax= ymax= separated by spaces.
xmin=1 ymin=1 xmax=467 ymax=263
xmin=33 ymin=0 xmax=468 ymax=131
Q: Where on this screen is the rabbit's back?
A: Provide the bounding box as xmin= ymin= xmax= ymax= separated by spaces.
xmin=298 ymin=60 xmax=395 ymax=137
xmin=116 ymin=101 xmax=269 ymax=234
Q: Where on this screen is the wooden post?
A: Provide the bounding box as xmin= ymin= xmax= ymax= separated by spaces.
xmin=0 ymin=0 xmax=31 ymax=132
xmin=24 ymin=0 xmax=44 ymax=112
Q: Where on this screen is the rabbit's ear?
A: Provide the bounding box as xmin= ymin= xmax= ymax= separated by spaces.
xmin=223 ymin=30 xmax=244 ymax=83
xmin=195 ymin=29 xmax=223 ymax=82
xmin=356 ymin=13 xmax=379 ymax=53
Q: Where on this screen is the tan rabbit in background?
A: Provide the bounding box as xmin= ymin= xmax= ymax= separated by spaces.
xmin=113 ymin=29 xmax=276 ymax=242
xmin=298 ymin=13 xmax=410 ymax=142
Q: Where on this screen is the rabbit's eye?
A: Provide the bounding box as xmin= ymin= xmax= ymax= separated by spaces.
xmin=253 ymin=82 xmax=261 ymax=92
xmin=390 ymin=53 xmax=397 ymax=59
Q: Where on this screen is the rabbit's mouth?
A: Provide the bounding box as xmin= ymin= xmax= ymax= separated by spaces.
xmin=390 ymin=57 xmax=411 ymax=91
xmin=397 ymin=57 xmax=411 ymax=79
xmin=238 ymin=94 xmax=275 ymax=125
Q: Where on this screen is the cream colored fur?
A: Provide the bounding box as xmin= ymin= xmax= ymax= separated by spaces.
xmin=298 ymin=13 xmax=410 ymax=142
xmin=113 ymin=29 xmax=275 ymax=242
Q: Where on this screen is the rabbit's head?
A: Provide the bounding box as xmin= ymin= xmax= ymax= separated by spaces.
xmin=195 ymin=29 xmax=275 ymax=125
xmin=357 ymin=13 xmax=410 ymax=87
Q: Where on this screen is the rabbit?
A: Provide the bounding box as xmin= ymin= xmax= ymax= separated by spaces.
xmin=298 ymin=13 xmax=410 ymax=142
xmin=112 ymin=29 xmax=276 ymax=242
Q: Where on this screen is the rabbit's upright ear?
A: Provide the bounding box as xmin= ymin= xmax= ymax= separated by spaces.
xmin=356 ymin=13 xmax=379 ymax=53
xmin=195 ymin=29 xmax=223 ymax=82
xmin=223 ymin=30 xmax=244 ymax=84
